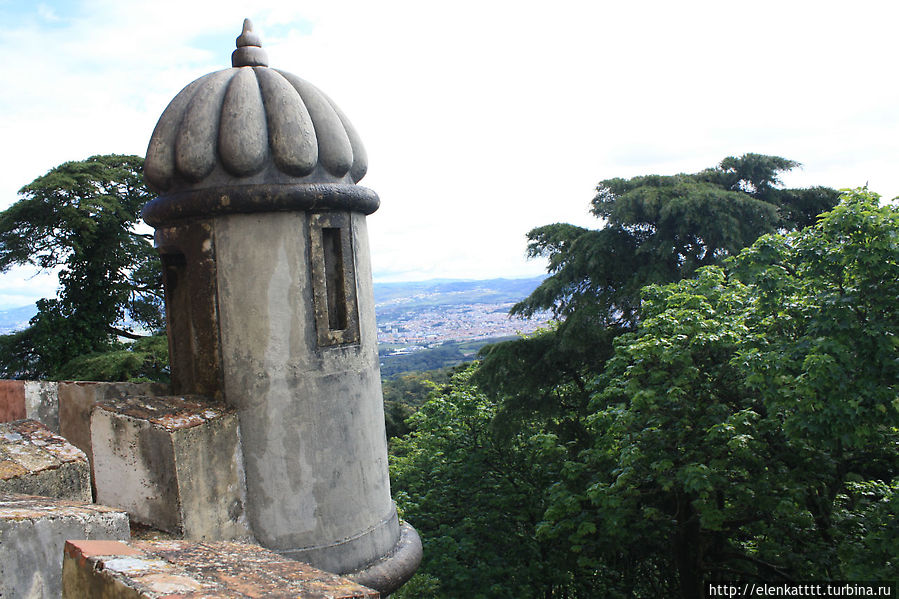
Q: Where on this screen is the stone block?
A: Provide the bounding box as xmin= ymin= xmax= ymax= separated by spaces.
xmin=0 ymin=379 xmax=26 ymax=423
xmin=0 ymin=381 xmax=60 ymax=431
xmin=0 ymin=419 xmax=91 ymax=501
xmin=62 ymin=539 xmax=379 ymax=598
xmin=91 ymin=395 xmax=250 ymax=539
xmin=0 ymin=493 xmax=130 ymax=599
xmin=24 ymin=381 xmax=60 ymax=432
xmin=58 ymin=381 xmax=169 ymax=467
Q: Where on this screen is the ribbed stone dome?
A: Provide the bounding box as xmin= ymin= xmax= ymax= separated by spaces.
xmin=142 ymin=19 xmax=375 ymax=226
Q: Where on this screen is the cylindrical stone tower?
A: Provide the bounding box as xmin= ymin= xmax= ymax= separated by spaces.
xmin=141 ymin=19 xmax=420 ymax=594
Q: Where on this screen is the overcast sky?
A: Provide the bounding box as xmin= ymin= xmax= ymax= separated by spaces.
xmin=1 ymin=0 xmax=897 ymax=310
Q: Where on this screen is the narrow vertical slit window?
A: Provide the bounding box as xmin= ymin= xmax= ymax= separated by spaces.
xmin=322 ymin=227 xmax=348 ymax=331
xmin=310 ymin=212 xmax=360 ymax=346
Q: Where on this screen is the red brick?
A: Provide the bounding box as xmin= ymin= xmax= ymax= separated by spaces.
xmin=66 ymin=539 xmax=143 ymax=559
xmin=0 ymin=380 xmax=25 ymax=422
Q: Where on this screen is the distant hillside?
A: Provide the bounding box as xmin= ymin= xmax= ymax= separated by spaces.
xmin=379 ymin=336 xmax=517 ymax=378
xmin=0 ymin=275 xmax=549 ymax=337
xmin=0 ymin=305 xmax=35 ymax=334
xmin=374 ymin=276 xmax=549 ymax=377
xmin=373 ymin=276 xmax=545 ymax=306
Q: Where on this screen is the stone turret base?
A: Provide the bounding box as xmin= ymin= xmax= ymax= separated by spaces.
xmin=348 ymin=522 xmax=423 ymax=596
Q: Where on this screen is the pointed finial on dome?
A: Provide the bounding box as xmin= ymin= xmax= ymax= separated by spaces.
xmin=236 ymin=18 xmax=262 ymax=47
xmin=232 ymin=18 xmax=269 ymax=68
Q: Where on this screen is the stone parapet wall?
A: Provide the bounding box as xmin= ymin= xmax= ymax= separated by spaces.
xmin=0 ymin=419 xmax=91 ymax=501
xmin=0 ymin=380 xmax=60 ymax=431
xmin=0 ymin=493 xmax=130 ymax=599
xmin=25 ymin=381 xmax=62 ymax=432
xmin=1 ymin=379 xmax=173 ymax=502
xmin=91 ymin=394 xmax=250 ymax=540
xmin=0 ymin=379 xmax=171 ymax=440
xmin=57 ymin=381 xmax=169 ymax=470
xmin=62 ymin=539 xmax=380 ymax=598
xmin=0 ymin=380 xmax=26 ymax=422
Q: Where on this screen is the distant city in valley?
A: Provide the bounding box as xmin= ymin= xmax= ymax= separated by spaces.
xmin=373 ymin=276 xmax=549 ymax=355
xmin=0 ymin=276 xmax=549 ymax=379
xmin=0 ymin=276 xmax=551 ymax=349
xmin=377 ymin=301 xmax=539 ymax=349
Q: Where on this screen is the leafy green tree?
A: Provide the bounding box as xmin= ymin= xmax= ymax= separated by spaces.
xmin=477 ymin=154 xmax=839 ymax=436
xmin=0 ymin=154 xmax=163 ymax=378
xmin=382 ymin=368 xmax=454 ymax=439
xmin=517 ymin=154 xmax=836 ymax=326
xmin=539 ymin=189 xmax=899 ymax=596
xmin=423 ymin=154 xmax=841 ymax=597
xmin=391 ymin=365 xmax=581 ymax=598
xmin=51 ymin=334 xmax=169 ymax=383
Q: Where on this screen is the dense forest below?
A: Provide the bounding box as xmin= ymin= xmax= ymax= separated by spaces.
xmin=385 ymin=158 xmax=898 ymax=598
xmin=379 ymin=336 xmax=513 ymax=378
xmin=0 ymin=154 xmax=896 ymax=598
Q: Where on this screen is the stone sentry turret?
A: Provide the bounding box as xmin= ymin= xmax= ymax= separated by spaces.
xmin=141 ymin=19 xmax=421 ymax=594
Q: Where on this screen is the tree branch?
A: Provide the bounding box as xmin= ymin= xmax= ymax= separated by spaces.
xmin=109 ymin=326 xmax=148 ymax=340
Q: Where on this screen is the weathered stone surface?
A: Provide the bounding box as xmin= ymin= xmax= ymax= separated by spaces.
xmin=0 ymin=419 xmax=90 ymax=501
xmin=1 ymin=380 xmax=61 ymax=432
xmin=0 ymin=493 xmax=129 ymax=599
xmin=142 ymin=21 xmax=369 ymax=212
xmin=91 ymin=395 xmax=250 ymax=539
xmin=155 ymin=221 xmax=222 ymax=399
xmin=58 ymin=381 xmax=170 ymax=469
xmin=142 ymin=182 xmax=379 ymax=227
xmin=63 ymin=539 xmax=379 ymax=598
xmin=212 ymin=211 xmax=404 ymax=575
xmin=219 ymin=67 xmax=268 ymax=177
xmin=25 ymin=381 xmax=60 ymax=432
xmin=231 ymin=18 xmax=269 ymax=68
xmin=142 ymin=20 xmax=419 ymax=595
xmin=348 ymin=522 xmax=423 ymax=596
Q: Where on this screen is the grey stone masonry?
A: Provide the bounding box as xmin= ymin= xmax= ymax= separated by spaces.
xmin=1 ymin=380 xmax=59 ymax=432
xmin=0 ymin=419 xmax=90 ymax=501
xmin=58 ymin=381 xmax=170 ymax=471
xmin=24 ymin=381 xmax=60 ymax=432
xmin=0 ymin=493 xmax=130 ymax=599
xmin=62 ymin=539 xmax=379 ymax=598
xmin=141 ymin=20 xmax=420 ymax=595
xmin=91 ymin=395 xmax=251 ymax=540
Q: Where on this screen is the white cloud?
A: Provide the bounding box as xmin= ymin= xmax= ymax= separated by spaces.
xmin=0 ymin=265 xmax=58 ymax=311
xmin=2 ymin=0 xmax=898 ymax=307
xmin=35 ymin=4 xmax=60 ymax=22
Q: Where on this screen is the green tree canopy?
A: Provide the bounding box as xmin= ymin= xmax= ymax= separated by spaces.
xmin=51 ymin=334 xmax=170 ymax=384
xmin=382 ymin=368 xmax=455 ymax=440
xmin=477 ymin=154 xmax=839 ymax=436
xmin=518 ymin=154 xmax=837 ymax=325
xmin=390 ymin=365 xmax=580 ymax=598
xmin=0 ymin=154 xmax=163 ymax=378
xmin=539 ymin=189 xmax=899 ymax=596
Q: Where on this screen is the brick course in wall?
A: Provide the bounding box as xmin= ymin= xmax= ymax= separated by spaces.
xmin=0 ymin=379 xmax=27 ymax=422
